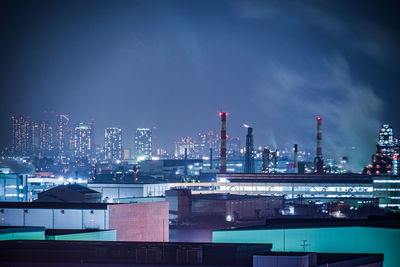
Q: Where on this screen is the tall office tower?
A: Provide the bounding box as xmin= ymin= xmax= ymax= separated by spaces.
xmin=244 ymin=127 xmax=255 ymax=173
xmin=11 ymin=115 xmax=33 ymax=156
xmin=74 ymin=123 xmax=94 ymax=159
xmin=39 ymin=121 xmax=53 ymax=153
xmin=135 ymin=128 xmax=152 ymax=161
xmin=56 ymin=114 xmax=72 ymax=153
xmin=31 ymin=122 xmax=40 ymax=151
xmin=104 ymin=127 xmax=123 ymax=162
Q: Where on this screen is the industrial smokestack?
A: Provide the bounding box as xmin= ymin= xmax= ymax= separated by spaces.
xmin=184 ymin=147 xmax=188 ymax=176
xmin=244 ymin=127 xmax=255 ymax=173
xmin=210 ymin=148 xmax=213 ymax=170
xmin=293 ymin=144 xmax=298 ymax=174
xmin=314 ymin=117 xmax=324 ymax=174
xmin=262 ymin=147 xmax=270 ymax=173
xmin=219 ymin=112 xmax=228 ymax=173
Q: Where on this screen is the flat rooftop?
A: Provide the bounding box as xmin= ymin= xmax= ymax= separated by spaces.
xmin=215 ymin=214 xmax=400 ymax=231
xmin=0 ymin=202 xmax=109 ymax=210
xmin=216 ymin=173 xmax=373 ymax=184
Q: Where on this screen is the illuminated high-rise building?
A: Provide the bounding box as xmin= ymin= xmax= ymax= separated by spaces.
xmin=135 ymin=128 xmax=152 ymax=161
xmin=104 ymin=127 xmax=123 ymax=162
xmin=31 ymin=121 xmax=40 ymax=151
xmin=39 ymin=121 xmax=53 ymax=153
xmin=56 ymin=114 xmax=72 ymax=153
xmin=74 ymin=123 xmax=94 ymax=159
xmin=11 ymin=115 xmax=33 ymax=155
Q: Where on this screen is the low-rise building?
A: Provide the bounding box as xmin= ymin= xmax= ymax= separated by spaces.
xmin=0 ymin=201 xmax=169 ymax=242
xmin=88 ymin=183 xmax=170 ymax=202
xmin=213 ymin=216 xmax=400 ymax=267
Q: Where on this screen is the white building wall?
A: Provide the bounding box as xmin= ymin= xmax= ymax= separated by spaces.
xmin=53 ymin=209 xmax=83 ymax=229
xmin=24 ymin=209 xmax=53 ymax=228
xmin=0 ymin=208 xmax=108 ymax=230
xmin=82 ymin=209 xmax=106 ymax=229
xmin=0 ymin=209 xmax=24 ymax=226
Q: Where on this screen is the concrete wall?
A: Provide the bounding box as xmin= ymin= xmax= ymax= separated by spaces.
xmin=213 ymin=226 xmax=400 ymax=267
xmin=0 ymin=208 xmax=108 ymax=229
xmin=109 ymin=202 xmax=169 ymax=242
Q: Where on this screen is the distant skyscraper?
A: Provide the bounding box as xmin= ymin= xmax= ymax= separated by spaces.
xmin=31 ymin=121 xmax=40 ymax=151
xmin=104 ymin=127 xmax=123 ymax=162
xmin=39 ymin=121 xmax=53 ymax=153
xmin=227 ymin=136 xmax=241 ymax=159
xmin=74 ymin=123 xmax=94 ymax=159
xmin=11 ymin=115 xmax=33 ymax=155
xmin=175 ymin=136 xmax=195 ymax=159
xmin=56 ymin=114 xmax=72 ymax=153
xmin=135 ymin=128 xmax=152 ymax=161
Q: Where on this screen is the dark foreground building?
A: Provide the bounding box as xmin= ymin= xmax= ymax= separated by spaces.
xmin=0 ymin=240 xmax=383 ymax=267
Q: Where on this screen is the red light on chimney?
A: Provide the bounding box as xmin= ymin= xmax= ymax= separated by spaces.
xmin=316 ymin=117 xmax=322 ymax=120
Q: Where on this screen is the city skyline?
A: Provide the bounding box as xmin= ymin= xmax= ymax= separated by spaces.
xmin=1 ymin=0 xmax=400 ymax=171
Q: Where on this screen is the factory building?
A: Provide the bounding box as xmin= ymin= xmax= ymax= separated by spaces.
xmin=88 ymin=182 xmax=170 ymax=202
xmin=169 ymin=173 xmax=400 ymax=210
xmin=213 ymin=216 xmax=400 ymax=267
xmin=0 ymin=172 xmax=28 ymax=202
xmin=37 ymin=184 xmax=102 ymax=203
xmin=0 ymin=201 xmax=169 ymax=242
xmin=166 ymin=189 xmax=284 ymax=224
xmin=364 ymin=124 xmax=400 ymax=175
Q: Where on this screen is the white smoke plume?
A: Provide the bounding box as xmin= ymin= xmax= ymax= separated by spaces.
xmin=252 ymin=55 xmax=383 ymax=171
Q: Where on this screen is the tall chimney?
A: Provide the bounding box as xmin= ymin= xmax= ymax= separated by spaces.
xmin=219 ymin=112 xmax=228 ymax=173
xmin=244 ymin=127 xmax=255 ymax=173
xmin=314 ymin=117 xmax=324 ymax=174
xmin=209 ymin=148 xmax=213 ymax=170
xmin=184 ymin=147 xmax=188 ymax=176
xmin=293 ymin=144 xmax=298 ymax=174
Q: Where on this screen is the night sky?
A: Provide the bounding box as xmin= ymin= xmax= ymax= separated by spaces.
xmin=1 ymin=0 xmax=399 ymax=170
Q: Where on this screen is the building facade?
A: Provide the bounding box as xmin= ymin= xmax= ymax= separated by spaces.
xmin=0 ymin=201 xmax=169 ymax=242
xmin=56 ymin=114 xmax=72 ymax=153
xmin=11 ymin=115 xmax=33 ymax=156
xmin=135 ymin=128 xmax=152 ymax=161
xmin=104 ymin=127 xmax=123 ymax=162
xmin=74 ymin=123 xmax=94 ymax=159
